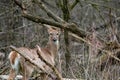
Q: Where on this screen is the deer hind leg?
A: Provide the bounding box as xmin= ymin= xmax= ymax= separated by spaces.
xmin=21 ymin=69 xmax=31 ymax=80
xmin=22 ymin=73 xmax=29 ymax=80
xmin=8 ymin=68 xmax=17 ymax=80
xmin=21 ymin=69 xmax=34 ymax=80
xmin=21 ymin=62 xmax=34 ymax=80
xmin=8 ymin=51 xmax=20 ymax=80
xmin=8 ymin=61 xmax=20 ymax=80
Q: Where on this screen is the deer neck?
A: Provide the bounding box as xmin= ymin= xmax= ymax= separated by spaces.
xmin=46 ymin=40 xmax=59 ymax=58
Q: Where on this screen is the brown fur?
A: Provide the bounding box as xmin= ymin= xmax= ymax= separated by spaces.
xmin=9 ymin=51 xmax=18 ymax=64
xmin=8 ymin=27 xmax=60 ymax=80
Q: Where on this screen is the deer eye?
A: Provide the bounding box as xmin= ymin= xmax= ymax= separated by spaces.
xmin=49 ymin=33 xmax=52 ymax=35
xmin=56 ymin=33 xmax=59 ymax=35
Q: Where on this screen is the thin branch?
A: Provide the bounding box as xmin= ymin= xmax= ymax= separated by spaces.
xmin=86 ymin=1 xmax=120 ymax=11
xmin=56 ymin=0 xmax=63 ymax=9
xmin=69 ymin=33 xmax=120 ymax=63
xmin=70 ymin=0 xmax=79 ymax=10
xmin=0 ymin=66 xmax=9 ymax=75
xmin=33 ymin=0 xmax=65 ymax=23
xmin=94 ymin=17 xmax=120 ymax=31
xmin=13 ymin=0 xmax=27 ymax=13
xmin=41 ymin=0 xmax=57 ymax=10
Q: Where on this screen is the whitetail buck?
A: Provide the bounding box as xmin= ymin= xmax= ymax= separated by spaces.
xmin=8 ymin=25 xmax=61 ymax=80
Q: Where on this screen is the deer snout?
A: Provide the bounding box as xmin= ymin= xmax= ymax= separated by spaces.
xmin=53 ymin=38 xmax=57 ymax=42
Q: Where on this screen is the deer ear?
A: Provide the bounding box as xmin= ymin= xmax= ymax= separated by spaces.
xmin=43 ymin=24 xmax=51 ymax=29
xmin=43 ymin=24 xmax=53 ymax=32
xmin=43 ymin=24 xmax=61 ymax=34
xmin=57 ymin=28 xmax=61 ymax=35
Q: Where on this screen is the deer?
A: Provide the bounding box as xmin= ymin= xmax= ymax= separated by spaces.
xmin=8 ymin=25 xmax=61 ymax=80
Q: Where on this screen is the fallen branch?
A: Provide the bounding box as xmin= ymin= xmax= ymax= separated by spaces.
xmin=10 ymin=45 xmax=63 ymax=80
xmin=10 ymin=45 xmax=47 ymax=73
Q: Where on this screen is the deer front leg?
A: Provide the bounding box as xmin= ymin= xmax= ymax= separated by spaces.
xmin=22 ymin=75 xmax=29 ymax=80
xmin=41 ymin=73 xmax=48 ymax=80
xmin=21 ymin=68 xmax=31 ymax=80
xmin=8 ymin=68 xmax=17 ymax=80
xmin=21 ymin=62 xmax=34 ymax=80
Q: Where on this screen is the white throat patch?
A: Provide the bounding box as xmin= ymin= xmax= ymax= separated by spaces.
xmin=54 ymin=40 xmax=59 ymax=46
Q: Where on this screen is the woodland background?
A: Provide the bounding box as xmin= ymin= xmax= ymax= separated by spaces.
xmin=0 ymin=0 xmax=120 ymax=80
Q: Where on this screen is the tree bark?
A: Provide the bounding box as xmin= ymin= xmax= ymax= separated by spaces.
xmin=62 ymin=0 xmax=71 ymax=75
